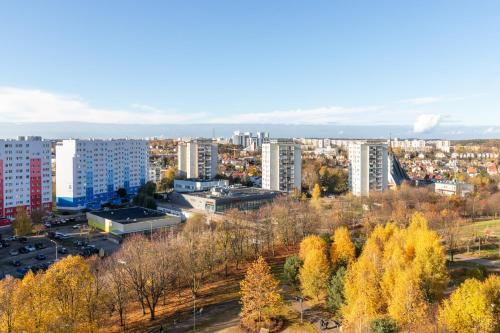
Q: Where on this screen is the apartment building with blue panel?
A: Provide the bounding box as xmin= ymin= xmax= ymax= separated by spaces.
xmin=56 ymin=139 xmax=148 ymax=210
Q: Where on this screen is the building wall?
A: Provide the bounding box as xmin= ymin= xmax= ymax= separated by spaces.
xmin=56 ymin=139 xmax=148 ymax=210
xmin=0 ymin=137 xmax=52 ymax=219
xmin=349 ymin=143 xmax=388 ymax=196
xmin=262 ymin=140 xmax=301 ymax=192
xmin=178 ymin=139 xmax=218 ymax=179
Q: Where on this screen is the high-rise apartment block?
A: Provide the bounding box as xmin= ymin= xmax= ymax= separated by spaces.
xmin=0 ymin=136 xmax=52 ymax=219
xmin=232 ymin=130 xmax=269 ymax=151
xmin=348 ymin=143 xmax=388 ymax=196
xmin=178 ymin=139 xmax=218 ymax=179
xmin=262 ymin=139 xmax=301 ymax=192
xmin=56 ymin=139 xmax=148 ymax=210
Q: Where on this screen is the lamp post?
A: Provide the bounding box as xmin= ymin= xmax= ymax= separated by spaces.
xmin=49 ymin=239 xmax=58 ymax=261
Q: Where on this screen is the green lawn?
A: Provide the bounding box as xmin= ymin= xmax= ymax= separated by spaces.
xmin=457 ymin=219 xmax=500 ymax=240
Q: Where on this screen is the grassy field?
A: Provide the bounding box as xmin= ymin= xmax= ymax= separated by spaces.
xmin=457 ymin=218 xmax=500 ymax=239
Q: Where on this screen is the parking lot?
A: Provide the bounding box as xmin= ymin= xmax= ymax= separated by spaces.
xmin=0 ymin=213 xmax=121 ymax=279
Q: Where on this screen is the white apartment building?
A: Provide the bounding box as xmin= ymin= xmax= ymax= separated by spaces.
xmin=262 ymin=139 xmax=301 ymax=192
xmin=56 ymin=139 xmax=148 ymax=210
xmin=434 ymin=181 xmax=474 ymax=197
xmin=348 ymin=143 xmax=388 ymax=196
xmin=0 ymin=136 xmax=52 ymax=220
xmin=178 ymin=139 xmax=218 ymax=179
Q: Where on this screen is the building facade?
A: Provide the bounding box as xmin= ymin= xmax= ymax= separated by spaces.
xmin=262 ymin=139 xmax=301 ymax=192
xmin=178 ymin=139 xmax=218 ymax=179
xmin=348 ymin=143 xmax=388 ymax=196
xmin=56 ymin=139 xmax=148 ymax=210
xmin=434 ymin=181 xmax=474 ymax=197
xmin=0 ymin=136 xmax=52 ymax=219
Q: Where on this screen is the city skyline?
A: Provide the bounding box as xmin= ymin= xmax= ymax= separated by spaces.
xmin=0 ymin=1 xmax=499 ymax=137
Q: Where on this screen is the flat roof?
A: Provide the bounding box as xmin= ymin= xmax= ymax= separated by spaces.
xmin=184 ymin=186 xmax=279 ymax=201
xmin=89 ymin=207 xmax=166 ymax=224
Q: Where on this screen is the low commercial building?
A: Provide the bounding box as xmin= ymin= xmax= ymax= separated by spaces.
xmin=173 ymin=179 xmax=229 ymax=193
xmin=87 ymin=206 xmax=181 ymax=237
xmin=434 ymin=181 xmax=474 ymax=197
xmin=170 ymin=186 xmax=279 ymax=214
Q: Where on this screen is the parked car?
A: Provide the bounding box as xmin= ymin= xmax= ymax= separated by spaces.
xmin=18 ymin=247 xmax=29 ymax=254
xmin=58 ymin=247 xmax=69 ymax=254
xmin=18 ymin=236 xmax=28 ymax=243
xmin=39 ymin=262 xmax=50 ymax=270
xmin=72 ymin=224 xmax=81 ymax=229
xmin=9 ymin=249 xmax=19 ymax=256
xmin=25 ymin=244 xmax=36 ymax=252
xmin=44 ymin=222 xmax=52 ymax=228
xmin=6 ymin=236 xmax=17 ymax=241
xmin=9 ymin=259 xmax=21 ymax=267
xmin=1 ymin=240 xmax=10 ymax=248
xmin=35 ymin=254 xmax=47 ymax=261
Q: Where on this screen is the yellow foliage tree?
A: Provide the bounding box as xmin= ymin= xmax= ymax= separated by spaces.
xmin=12 ymin=206 xmax=32 ymax=236
xmin=330 ymin=226 xmax=355 ymax=267
xmin=311 ymin=183 xmax=321 ymax=201
xmin=299 ymin=249 xmax=330 ymax=302
xmin=14 ymin=270 xmax=52 ymax=332
xmin=406 ymin=212 xmax=448 ymax=301
xmin=387 ymin=267 xmax=428 ymax=328
xmin=299 ymin=235 xmax=327 ymax=261
xmin=439 ymin=278 xmax=496 ymax=333
xmin=240 ymin=256 xmax=282 ymax=330
xmin=43 ymin=255 xmax=100 ymax=332
xmin=0 ymin=276 xmax=19 ymax=333
xmin=342 ymin=253 xmax=384 ymax=330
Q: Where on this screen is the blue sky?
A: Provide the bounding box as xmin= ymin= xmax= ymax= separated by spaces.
xmin=0 ymin=1 xmax=499 ymax=136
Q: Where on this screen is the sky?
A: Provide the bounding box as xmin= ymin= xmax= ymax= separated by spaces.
xmin=0 ymin=1 xmax=499 ymax=138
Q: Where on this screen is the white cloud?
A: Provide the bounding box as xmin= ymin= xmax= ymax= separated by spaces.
xmin=0 ymin=86 xmax=205 ymax=124
xmin=413 ymin=114 xmax=441 ymax=133
xmin=402 ymin=96 xmax=446 ymax=105
xmin=484 ymin=127 xmax=499 ymax=133
xmin=209 ymin=106 xmax=384 ymax=125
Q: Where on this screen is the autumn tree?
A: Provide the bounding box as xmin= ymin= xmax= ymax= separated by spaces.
xmin=240 ymin=257 xmax=283 ymax=331
xmin=311 ymin=183 xmax=321 ymax=201
xmin=0 ymin=276 xmax=19 ymax=333
xmin=330 ymin=226 xmax=355 ymax=268
xmin=387 ymin=267 xmax=428 ymax=328
xmin=299 ymin=248 xmax=330 ymax=302
xmin=12 ymin=206 xmax=32 ymax=236
xmin=439 ymin=277 xmax=498 ymax=333
xmin=158 ymin=168 xmax=176 ymax=191
xmin=299 ymin=235 xmax=327 ymax=261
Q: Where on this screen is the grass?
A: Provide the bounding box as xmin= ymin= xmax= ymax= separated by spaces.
xmin=457 ymin=219 xmax=500 ymax=239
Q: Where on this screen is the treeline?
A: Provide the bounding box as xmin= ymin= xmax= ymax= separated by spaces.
xmin=0 ymin=197 xmax=323 ymax=332
xmin=273 ymin=212 xmax=499 ymax=332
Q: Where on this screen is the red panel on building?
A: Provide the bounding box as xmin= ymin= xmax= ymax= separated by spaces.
xmin=30 ymin=158 xmax=42 ymax=212
xmin=0 ymin=159 xmax=3 ymax=218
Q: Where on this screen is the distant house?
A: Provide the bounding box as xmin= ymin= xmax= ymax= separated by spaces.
xmin=486 ymin=163 xmax=498 ymax=176
xmin=467 ymin=167 xmax=478 ymax=177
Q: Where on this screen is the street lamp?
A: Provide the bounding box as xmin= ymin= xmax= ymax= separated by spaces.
xmin=49 ymin=239 xmax=58 ymax=261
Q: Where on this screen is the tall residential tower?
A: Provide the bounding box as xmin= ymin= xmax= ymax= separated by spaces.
xmin=56 ymin=139 xmax=148 ymax=210
xmin=348 ymin=143 xmax=388 ymax=196
xmin=262 ymin=139 xmax=301 ymax=192
xmin=178 ymin=138 xmax=218 ymax=179
xmin=0 ymin=136 xmax=52 ymax=219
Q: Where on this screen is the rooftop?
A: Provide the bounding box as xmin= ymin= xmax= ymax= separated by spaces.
xmin=89 ymin=207 xmax=166 ymax=224
xmin=185 ymin=186 xmax=279 ymax=200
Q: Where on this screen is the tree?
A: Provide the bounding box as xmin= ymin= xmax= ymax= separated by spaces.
xmin=370 ymin=317 xmax=398 ymax=333
xmin=158 ymin=168 xmax=176 ymax=191
xmin=311 ymin=183 xmax=321 ymax=201
xmin=117 ymin=187 xmax=127 ymax=198
xmin=240 ymin=257 xmax=282 ymax=330
xmin=299 ymin=235 xmax=327 ymax=261
xmin=283 ymin=255 xmax=301 ymax=290
xmin=12 ymin=206 xmax=32 ymax=236
xmin=439 ymin=278 xmax=496 ymax=333
xmin=330 ymin=226 xmax=355 ymax=268
xmin=387 ymin=268 xmax=428 ymax=328
xmin=326 ymin=266 xmax=346 ymax=315
xmin=299 ymin=249 xmax=330 ymax=302
xmin=0 ymin=276 xmax=19 ymax=333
